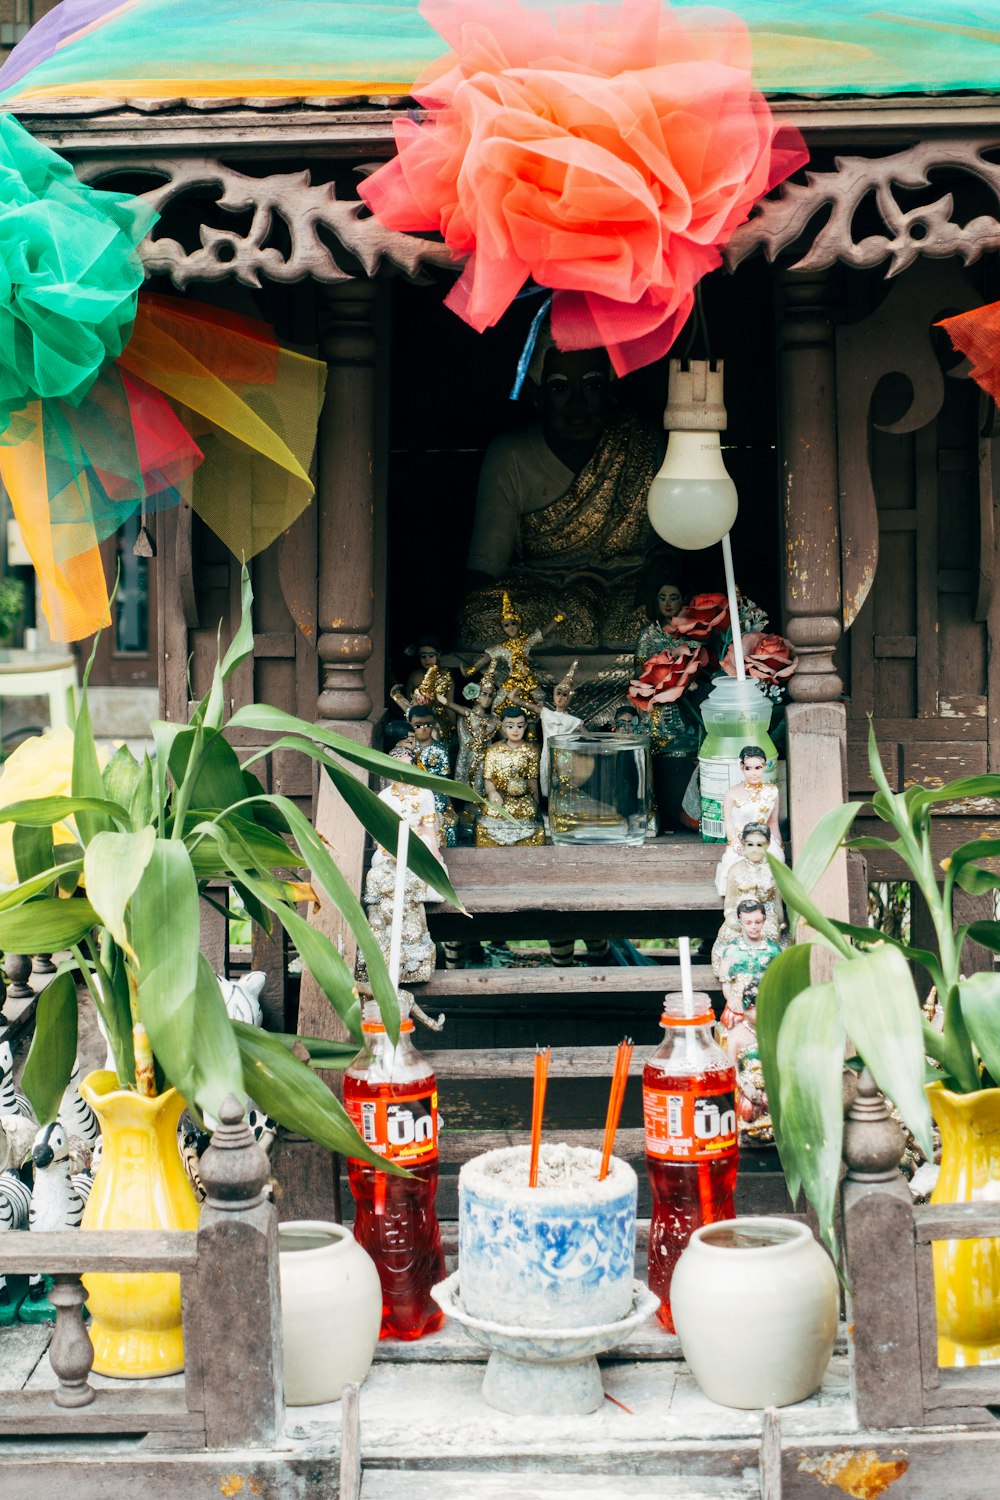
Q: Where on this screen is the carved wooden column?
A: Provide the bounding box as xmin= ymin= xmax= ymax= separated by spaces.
xmin=778 ymin=268 xmax=850 ymax=924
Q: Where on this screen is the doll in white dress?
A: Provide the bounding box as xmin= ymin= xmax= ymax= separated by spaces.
xmin=714 ymin=744 xmax=784 ymax=898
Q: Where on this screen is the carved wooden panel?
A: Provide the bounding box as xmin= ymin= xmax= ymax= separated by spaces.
xmin=727 ymin=138 xmax=1000 ymax=275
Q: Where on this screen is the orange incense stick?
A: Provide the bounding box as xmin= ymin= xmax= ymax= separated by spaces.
xmin=529 ymin=1044 xmax=551 ymax=1188
xmin=599 ymin=1038 xmax=633 ymax=1181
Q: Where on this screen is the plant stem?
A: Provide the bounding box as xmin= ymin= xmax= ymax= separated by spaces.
xmin=127 ymin=964 xmax=158 ymax=1097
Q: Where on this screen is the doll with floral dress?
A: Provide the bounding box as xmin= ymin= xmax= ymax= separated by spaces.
xmin=714 ymin=745 xmax=784 ymax=898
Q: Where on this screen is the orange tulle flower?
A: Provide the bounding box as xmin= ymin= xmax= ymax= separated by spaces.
xmin=360 ymin=0 xmax=807 ymax=374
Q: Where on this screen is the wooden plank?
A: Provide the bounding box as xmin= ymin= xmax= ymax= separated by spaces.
xmin=784 ymin=1430 xmax=1000 ymax=1500
xmin=923 ymin=1364 xmax=1000 ymax=1410
xmin=914 ymin=1240 xmax=941 ymax=1405
xmin=760 ymin=1407 xmax=783 ymax=1500
xmin=427 ymin=1045 xmax=645 ymax=1080
xmin=915 ymin=423 xmax=938 ymax=718
xmin=439 ymin=840 xmax=720 ymax=886
xmin=426 ymin=881 xmax=721 ymax=916
xmin=848 ymin=718 xmax=987 ymax=742
xmin=420 ymin=966 xmax=718 ymax=999
xmin=0 ymin=1387 xmax=203 ymax=1436
xmin=0 ymin=1322 xmax=51 ymax=1390
xmin=903 ymin=742 xmax=987 ymax=787
xmin=0 ymin=1230 xmax=198 ymax=1274
xmin=873 ymin=635 xmax=916 ymax=658
xmin=362 ymin=1476 xmax=759 ymax=1499
xmin=340 ymin=1382 xmax=362 ymax=1500
xmin=914 ymin=1201 xmax=1000 ymax=1242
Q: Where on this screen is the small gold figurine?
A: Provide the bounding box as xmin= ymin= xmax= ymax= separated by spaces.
xmin=475 ymin=704 xmax=545 ymax=848
xmin=465 ymin=593 xmax=565 ymax=713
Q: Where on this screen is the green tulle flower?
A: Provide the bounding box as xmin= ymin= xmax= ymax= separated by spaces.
xmin=0 ymin=113 xmax=156 ymax=434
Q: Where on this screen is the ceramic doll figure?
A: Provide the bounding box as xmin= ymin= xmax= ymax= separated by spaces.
xmin=714 ymin=744 xmax=784 ymax=898
xmin=716 ymin=898 xmax=783 ymax=1145
xmin=465 ymin=592 xmax=565 ymax=713
xmin=20 ymin=1120 xmax=93 ymax=1322
xmin=390 ymin=635 xmax=458 ymax=760
xmin=407 ymin=703 xmax=458 ymax=848
xmin=711 ymin=821 xmax=788 ymax=972
xmin=538 ymin=661 xmax=583 ymax=798
xmin=442 ymin=667 xmax=501 ymax=799
xmin=476 ymin=705 xmax=545 ymax=848
xmin=363 ymin=746 xmax=445 ymax=986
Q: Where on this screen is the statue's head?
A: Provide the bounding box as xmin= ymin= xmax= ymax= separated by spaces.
xmin=614 ymin=704 xmax=640 ymax=734
xmin=407 ymin=704 xmax=436 ymax=741
xmin=740 ymin=745 xmax=768 ymax=783
xmin=383 ymin=718 xmax=414 ymax=755
xmin=415 ymin=635 xmax=442 ymax=669
xmin=531 ymin=344 xmax=614 ymax=449
xmin=736 ymin=897 xmax=766 ymax=940
xmin=553 ymin=660 xmax=577 ymax=711
xmin=741 ymin=822 xmax=770 ymax=864
xmin=501 ymin=590 xmax=522 ymax=637
xmin=500 ymin=705 xmax=527 ymax=743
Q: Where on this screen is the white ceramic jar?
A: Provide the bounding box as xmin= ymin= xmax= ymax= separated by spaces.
xmin=278 ymin=1219 xmax=382 ymax=1405
xmin=670 ymin=1216 xmax=839 ymax=1409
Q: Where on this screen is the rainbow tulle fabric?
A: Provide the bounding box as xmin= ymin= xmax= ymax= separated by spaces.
xmin=0 ymin=294 xmax=326 ymax=641
xmin=1 ymin=0 xmax=998 ymax=103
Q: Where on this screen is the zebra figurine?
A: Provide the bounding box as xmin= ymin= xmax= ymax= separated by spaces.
xmin=20 ymin=1122 xmax=93 ymax=1323
xmin=217 ymin=971 xmax=267 ymax=1028
xmin=0 ymin=1169 xmax=31 ymax=1326
xmin=0 ymin=1040 xmax=35 ymax=1122
xmin=59 ymin=1060 xmax=100 ymax=1161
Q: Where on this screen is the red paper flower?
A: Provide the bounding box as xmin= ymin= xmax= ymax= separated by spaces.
xmin=629 ymin=642 xmax=707 ymax=708
xmin=671 ymin=592 xmax=730 ymax=641
xmin=359 ymin=0 xmax=808 ymax=375
xmin=722 ymin=631 xmax=797 ymax=686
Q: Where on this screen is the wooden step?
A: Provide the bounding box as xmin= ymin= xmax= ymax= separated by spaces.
xmin=420 ymin=965 xmax=720 ymax=1001
xmin=362 ymin=1473 xmax=761 ymax=1499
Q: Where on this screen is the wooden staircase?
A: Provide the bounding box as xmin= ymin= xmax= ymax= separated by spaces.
xmin=416 ymin=836 xmax=790 ymax=1220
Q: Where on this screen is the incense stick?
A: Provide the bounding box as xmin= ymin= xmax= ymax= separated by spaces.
xmin=599 ymin=1037 xmax=633 ymax=1181
xmin=387 ymin=815 xmax=410 ymax=993
xmin=529 ymin=1045 xmax=551 ymax=1188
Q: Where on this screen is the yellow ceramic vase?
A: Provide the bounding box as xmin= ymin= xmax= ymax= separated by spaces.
xmin=79 ymin=1070 xmax=200 ymax=1378
xmin=928 ymin=1081 xmax=1000 ymax=1367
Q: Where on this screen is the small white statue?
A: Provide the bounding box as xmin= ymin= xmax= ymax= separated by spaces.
xmin=538 ymin=660 xmax=583 ymax=798
xmin=0 ymin=1169 xmax=31 ymax=1322
xmin=59 ymin=1059 xmax=100 ymax=1162
xmin=0 ymin=1040 xmax=34 ymax=1122
xmin=21 ymin=1121 xmax=93 ymax=1322
xmin=218 ymin=971 xmax=267 ymax=1028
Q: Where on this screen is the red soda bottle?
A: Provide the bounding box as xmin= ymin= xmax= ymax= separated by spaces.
xmin=643 ymin=993 xmax=738 ymax=1332
xmin=343 ymin=997 xmax=446 ymax=1340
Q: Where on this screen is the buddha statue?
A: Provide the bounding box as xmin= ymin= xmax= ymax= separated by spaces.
xmin=459 ymin=327 xmax=664 ymax=650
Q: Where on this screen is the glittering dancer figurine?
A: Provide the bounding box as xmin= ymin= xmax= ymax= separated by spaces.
xmin=716 ymin=898 xmax=783 ymax=1144
xmin=476 ymin=705 xmax=545 ymax=847
xmin=465 ymin=592 xmax=564 ymax=714
xmin=442 ymin=667 xmax=500 ymax=800
xmin=714 ymin=744 xmax=784 ymax=898
xmin=408 ymin=702 xmax=458 ymax=848
xmin=712 ymin=821 xmax=787 ymax=972
xmin=363 ymin=744 xmax=445 ymax=987
xmin=538 ymin=660 xmax=582 ymax=798
xmin=390 ymin=634 xmax=458 ymax=760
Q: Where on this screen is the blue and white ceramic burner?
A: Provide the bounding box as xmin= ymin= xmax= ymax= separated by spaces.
xmin=459 ymin=1144 xmax=637 ymax=1330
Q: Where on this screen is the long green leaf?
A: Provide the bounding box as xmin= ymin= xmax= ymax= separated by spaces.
xmin=966 ymin=921 xmax=1000 ymax=954
xmin=130 ymin=842 xmax=243 ymax=1119
xmin=0 ymin=897 xmax=97 ymax=951
xmin=953 ymin=864 xmax=1000 ymax=897
xmin=13 ymin=823 xmax=55 ymax=885
xmin=170 ymin=728 xmax=248 ymax=817
xmin=102 ymin=744 xmax=141 ymax=815
xmin=0 ymin=795 xmax=130 ymax=829
xmin=834 ymin=943 xmax=933 ymax=1158
xmin=755 ymin=941 xmax=814 ymax=1202
xmin=907 ymin=775 xmax=1000 ymax=822
xmin=72 ymin=684 xmax=114 ymax=844
xmin=83 ymin=828 xmax=156 ymax=955
xmin=189 ymin=821 xmax=363 ymax=1042
xmin=20 ymin=971 xmax=77 ymax=1125
xmin=233 ymin=1020 xmax=405 ymax=1174
xmin=775 ymin=981 xmax=847 ymax=1259
xmin=131 ymin=754 xmax=155 ymax=831
xmin=830 ymin=921 xmax=943 ymax=990
xmin=959 ymin=972 xmax=1000 ymax=1085
xmin=768 ymin=856 xmax=854 ymax=958
xmin=232 ymin=708 xmax=482 ymax=801
xmin=220 ymin=564 xmax=256 ymax=683
xmin=0 ymin=860 xmax=82 ymax=911
xmin=792 ymin=802 xmax=863 ymax=899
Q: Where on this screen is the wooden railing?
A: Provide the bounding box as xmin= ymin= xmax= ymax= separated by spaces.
xmin=0 ymin=1095 xmax=285 ymax=1449
xmin=842 ymin=1069 xmax=1000 ymax=1429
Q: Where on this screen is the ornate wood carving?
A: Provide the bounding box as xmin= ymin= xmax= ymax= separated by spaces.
xmin=77 ymin=157 xmax=454 ymax=289
xmin=727 ymin=138 xmax=1000 ymax=276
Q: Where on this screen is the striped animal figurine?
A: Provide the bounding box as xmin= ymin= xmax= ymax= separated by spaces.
xmin=217 ymin=971 xmax=266 ymax=1028
xmin=0 ymin=1169 xmax=31 ymax=1325
xmin=20 ymin=1122 xmax=93 ymax=1323
xmin=0 ymin=1040 xmax=34 ymax=1122
xmin=59 ymin=1060 xmax=101 ymax=1161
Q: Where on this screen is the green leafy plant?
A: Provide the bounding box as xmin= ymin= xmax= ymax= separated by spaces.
xmin=4 ymin=567 xmax=479 ymax=1169
xmin=757 ymin=720 xmax=1000 ymax=1255
xmin=0 ymin=576 xmax=25 ymax=642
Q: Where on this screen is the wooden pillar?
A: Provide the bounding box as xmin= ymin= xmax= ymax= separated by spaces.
xmin=778 ymin=268 xmax=850 ymax=924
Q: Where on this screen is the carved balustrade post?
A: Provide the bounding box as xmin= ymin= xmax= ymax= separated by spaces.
xmin=777 ymin=268 xmax=850 ymax=926
xmin=841 ymin=1069 xmax=924 ymax=1429
xmin=192 ymin=1095 xmax=284 ymax=1448
xmin=48 ymin=1273 xmax=95 ymax=1408
xmin=5 ymin=953 xmax=32 ymax=1001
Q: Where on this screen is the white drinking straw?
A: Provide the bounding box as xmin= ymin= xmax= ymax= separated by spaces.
xmin=387 ymin=816 xmax=410 ymax=992
xmin=678 ymin=935 xmax=695 ymax=1019
xmin=721 ymin=532 xmax=746 ymax=683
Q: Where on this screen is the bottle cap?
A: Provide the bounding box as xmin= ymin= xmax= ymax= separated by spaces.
xmin=660 ymin=992 xmax=715 ymax=1027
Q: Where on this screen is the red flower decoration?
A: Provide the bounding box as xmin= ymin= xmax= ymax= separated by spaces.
xmin=359 ymin=0 xmax=808 ymax=375
xmin=671 ymin=592 xmax=730 ymax=641
xmin=722 ymin=631 xmax=797 ymax=686
xmin=629 ymin=642 xmax=707 ymax=708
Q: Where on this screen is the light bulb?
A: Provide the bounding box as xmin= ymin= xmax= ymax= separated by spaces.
xmin=646 ymin=432 xmax=738 ymax=550
xmin=646 ymin=358 xmax=738 ymax=550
